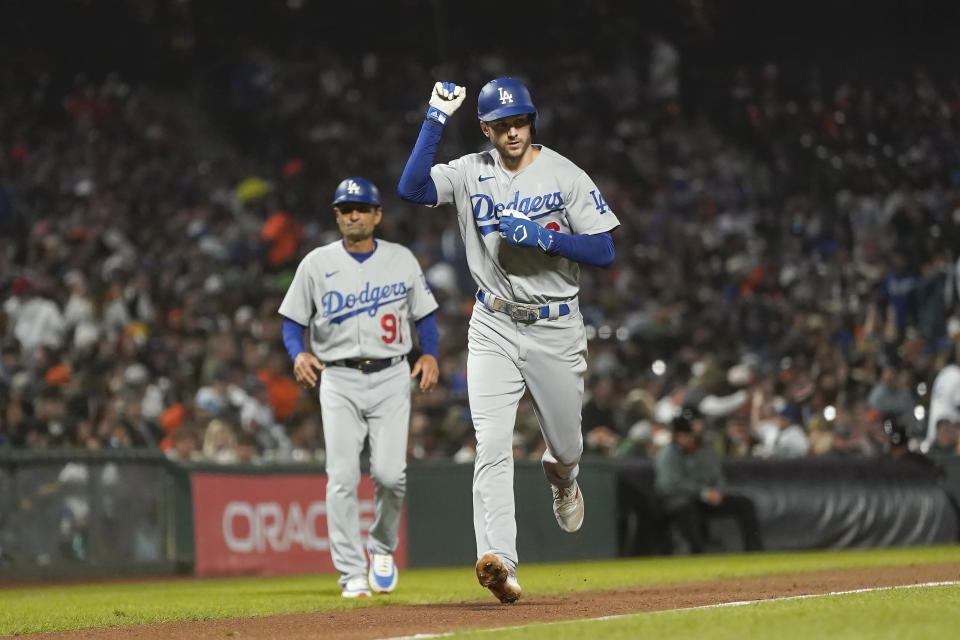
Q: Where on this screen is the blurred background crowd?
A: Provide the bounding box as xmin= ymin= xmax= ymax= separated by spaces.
xmin=2 ymin=0 xmax=960 ymax=469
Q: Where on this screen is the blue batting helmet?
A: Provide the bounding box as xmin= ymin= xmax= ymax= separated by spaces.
xmin=477 ymin=77 xmax=538 ymax=128
xmin=332 ymin=177 xmax=381 ymax=207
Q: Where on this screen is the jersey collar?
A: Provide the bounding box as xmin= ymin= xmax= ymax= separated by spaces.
xmin=342 ymin=239 xmax=378 ymax=263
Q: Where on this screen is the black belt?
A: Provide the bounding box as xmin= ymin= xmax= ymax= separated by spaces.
xmin=476 ymin=290 xmax=571 ymax=323
xmin=326 ymin=355 xmax=405 ymax=374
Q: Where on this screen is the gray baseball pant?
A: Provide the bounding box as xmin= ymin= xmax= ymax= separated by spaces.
xmin=320 ymin=360 xmax=410 ymax=586
xmin=467 ymin=303 xmax=587 ymax=571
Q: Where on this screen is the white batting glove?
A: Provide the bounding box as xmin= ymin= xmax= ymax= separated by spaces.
xmin=426 ymin=82 xmax=466 ymax=125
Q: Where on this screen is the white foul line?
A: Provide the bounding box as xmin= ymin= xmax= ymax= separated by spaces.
xmin=378 ymin=580 xmax=960 ymax=640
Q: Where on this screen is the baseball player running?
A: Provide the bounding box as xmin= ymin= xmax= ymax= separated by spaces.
xmin=278 ymin=177 xmax=439 ymax=598
xmin=398 ymin=78 xmax=619 ymax=602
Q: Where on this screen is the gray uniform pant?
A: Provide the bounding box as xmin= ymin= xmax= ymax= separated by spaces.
xmin=467 ymin=303 xmax=587 ymax=572
xmin=320 ymin=360 xmax=410 ymax=586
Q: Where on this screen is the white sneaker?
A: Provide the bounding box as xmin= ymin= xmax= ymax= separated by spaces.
xmin=367 ymin=548 xmax=398 ymax=594
xmin=341 ymin=576 xmax=371 ymax=598
xmin=552 ymin=480 xmax=585 ymax=532
xmin=475 ymin=552 xmax=522 ymax=603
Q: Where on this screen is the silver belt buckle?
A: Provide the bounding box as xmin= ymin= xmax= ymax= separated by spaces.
xmin=508 ymin=304 xmax=538 ymax=323
xmin=490 ymin=295 xmax=538 ymax=323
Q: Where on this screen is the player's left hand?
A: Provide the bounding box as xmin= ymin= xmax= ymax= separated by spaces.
xmin=427 ymin=82 xmax=466 ymax=125
xmin=293 ymin=352 xmax=325 ymax=388
xmin=411 ymin=354 xmax=439 ymax=392
xmin=499 ymin=209 xmax=557 ymax=252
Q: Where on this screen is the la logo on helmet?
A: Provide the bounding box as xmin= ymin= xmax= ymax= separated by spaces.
xmin=498 ymin=88 xmax=514 ymax=104
xmin=347 ymin=181 xmax=361 ymax=194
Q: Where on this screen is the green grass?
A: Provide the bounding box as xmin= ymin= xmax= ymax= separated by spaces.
xmin=1 ymin=545 xmax=959 ymax=635
xmin=450 ymin=583 xmax=960 ymax=640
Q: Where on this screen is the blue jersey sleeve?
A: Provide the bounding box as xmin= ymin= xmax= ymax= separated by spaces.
xmin=397 ymin=120 xmax=443 ymax=205
xmin=548 ymin=231 xmax=615 ymax=267
xmin=414 ymin=311 xmax=439 ymax=359
xmin=281 ymin=317 xmax=308 ymax=362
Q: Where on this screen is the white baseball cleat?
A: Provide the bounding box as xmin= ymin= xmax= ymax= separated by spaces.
xmin=552 ymin=480 xmax=585 ymax=533
xmin=341 ymin=576 xmax=372 ymax=598
xmin=367 ymin=548 xmax=398 ymax=594
xmin=475 ymin=552 xmax=522 ymax=604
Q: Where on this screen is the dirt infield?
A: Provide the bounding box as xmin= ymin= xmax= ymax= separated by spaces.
xmin=16 ymin=563 xmax=960 ymax=640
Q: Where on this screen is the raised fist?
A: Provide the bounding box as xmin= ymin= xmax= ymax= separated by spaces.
xmin=427 ymin=82 xmax=466 ymax=125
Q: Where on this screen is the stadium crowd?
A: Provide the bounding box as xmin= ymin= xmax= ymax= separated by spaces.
xmin=2 ymin=36 xmax=960 ymax=471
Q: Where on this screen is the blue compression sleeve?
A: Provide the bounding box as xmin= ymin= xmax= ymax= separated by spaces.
xmin=282 ymin=317 xmax=307 ymax=362
xmin=414 ymin=312 xmax=439 ymax=358
xmin=397 ymin=120 xmax=443 ymax=204
xmin=547 ymin=231 xmax=615 ymax=267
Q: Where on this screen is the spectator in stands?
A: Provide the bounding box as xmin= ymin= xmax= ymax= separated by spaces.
xmin=283 ymin=413 xmax=323 ymax=463
xmin=721 ymin=414 xmax=756 ymax=457
xmin=882 ymin=253 xmax=918 ymax=335
xmin=6 ymin=279 xmax=66 ymax=362
xmin=582 ymin=375 xmax=622 ymax=456
xmin=653 ymin=409 xmax=763 ymax=553
xmin=867 ymin=363 xmax=916 ymax=419
xmin=882 ymin=412 xmax=940 ymax=477
xmin=194 ymin=368 xmax=232 ymax=420
xmin=166 ymin=427 xmax=201 ymax=462
xmin=822 ymin=421 xmax=864 ymax=457
xmin=103 ymin=421 xmax=134 ymax=449
xmin=234 ymin=431 xmax=261 ymax=464
xmin=202 ymin=418 xmax=239 ymax=464
xmin=754 ymin=400 xmax=810 ymax=458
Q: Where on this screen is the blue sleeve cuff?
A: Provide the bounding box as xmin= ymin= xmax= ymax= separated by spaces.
xmin=426 ymin=106 xmax=451 ymax=125
xmin=397 ymin=119 xmax=442 ymax=204
xmin=281 ymin=317 xmax=307 ymax=362
xmin=414 ymin=312 xmax=439 ymax=359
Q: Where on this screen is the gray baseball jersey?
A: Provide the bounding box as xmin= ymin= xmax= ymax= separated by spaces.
xmin=279 ymin=239 xmax=438 ymax=361
xmin=430 ymin=145 xmax=619 ymax=303
xmin=278 ymin=239 xmax=437 ymax=587
xmin=429 ymin=144 xmax=619 ymax=572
